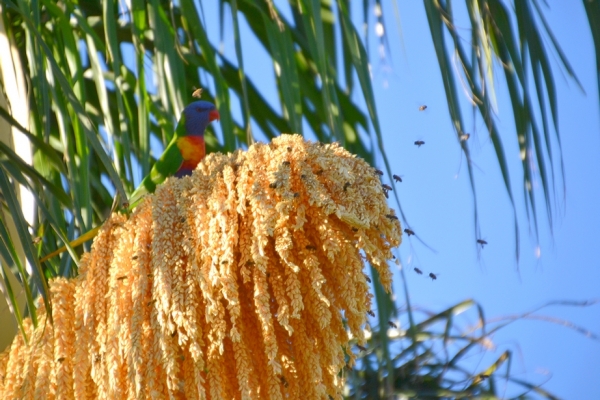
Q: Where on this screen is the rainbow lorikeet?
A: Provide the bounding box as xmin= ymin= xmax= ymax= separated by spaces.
xmin=128 ymin=100 xmax=219 ymax=207
xmin=40 ymin=100 xmax=219 ymax=262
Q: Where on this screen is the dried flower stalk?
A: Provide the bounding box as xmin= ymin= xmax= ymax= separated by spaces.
xmin=0 ymin=135 xmax=401 ymax=399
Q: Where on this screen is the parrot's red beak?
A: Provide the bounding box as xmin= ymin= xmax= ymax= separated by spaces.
xmin=209 ymin=109 xmax=220 ymax=122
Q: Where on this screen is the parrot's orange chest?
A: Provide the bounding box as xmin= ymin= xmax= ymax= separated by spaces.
xmin=177 ymin=136 xmax=206 ymax=170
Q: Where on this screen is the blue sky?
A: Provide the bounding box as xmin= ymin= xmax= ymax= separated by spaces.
xmin=199 ymin=1 xmax=600 ymax=398
xmin=370 ymin=3 xmax=600 ymax=398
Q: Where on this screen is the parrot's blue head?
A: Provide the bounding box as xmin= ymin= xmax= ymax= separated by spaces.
xmin=183 ymin=100 xmax=220 ymax=136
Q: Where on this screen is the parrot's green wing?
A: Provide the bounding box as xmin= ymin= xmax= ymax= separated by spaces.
xmin=128 ymin=112 xmax=190 ymax=207
xmin=128 ymin=135 xmax=184 ymax=208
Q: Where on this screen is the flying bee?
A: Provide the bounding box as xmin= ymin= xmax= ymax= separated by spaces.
xmin=404 ymin=228 xmax=415 ymax=236
xmin=386 ymin=214 xmax=398 ymax=220
xmin=393 ymin=174 xmax=402 ymax=183
xmin=363 ymin=273 xmax=371 ymax=283
xmin=293 ymin=192 xmax=300 ymax=198
xmin=282 ymin=161 xmax=290 ymax=166
xmin=382 ymin=183 xmax=393 ymax=192
xmin=192 ymin=87 xmax=203 ymax=98
xmin=419 ymin=105 xmax=428 ymax=111
xmin=367 ymin=310 xmax=375 ymax=317
xmin=414 ymin=267 xmax=423 ymax=275
xmin=57 ymin=357 xmax=65 ymax=363
xmin=414 ymin=140 xmax=425 ymax=147
xmin=460 ymin=133 xmax=470 ymax=142
xmin=352 ymin=227 xmax=358 ymax=232
xmin=117 ymin=276 xmax=128 ymax=281
xmin=356 ymin=344 xmax=367 ymax=352
xmin=477 ymin=239 xmax=488 ymax=248
xmin=429 ymin=272 xmax=439 ymax=280
xmin=343 ymin=182 xmax=351 ymax=191
xmin=387 ymin=321 xmax=397 ymax=329
xmin=269 ymin=182 xmax=278 ymax=189
xmin=305 ymin=245 xmax=316 ymax=251
xmin=374 ymin=169 xmax=384 ymax=176
xmin=287 ymin=146 xmax=292 ymax=152
xmin=132 ymin=255 xmax=138 ymax=260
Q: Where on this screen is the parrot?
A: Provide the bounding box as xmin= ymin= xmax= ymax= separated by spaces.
xmin=127 ymin=100 xmax=219 ymax=208
xmin=40 ymin=100 xmax=219 ymax=263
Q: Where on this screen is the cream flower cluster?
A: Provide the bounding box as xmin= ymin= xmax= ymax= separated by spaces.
xmin=0 ymin=135 xmax=401 ymax=399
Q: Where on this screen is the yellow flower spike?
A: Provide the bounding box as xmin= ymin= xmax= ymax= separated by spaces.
xmin=0 ymin=135 xmax=401 ymax=399
xmin=35 ymin=320 xmax=54 ymax=399
xmin=51 ymin=278 xmax=76 ymax=397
